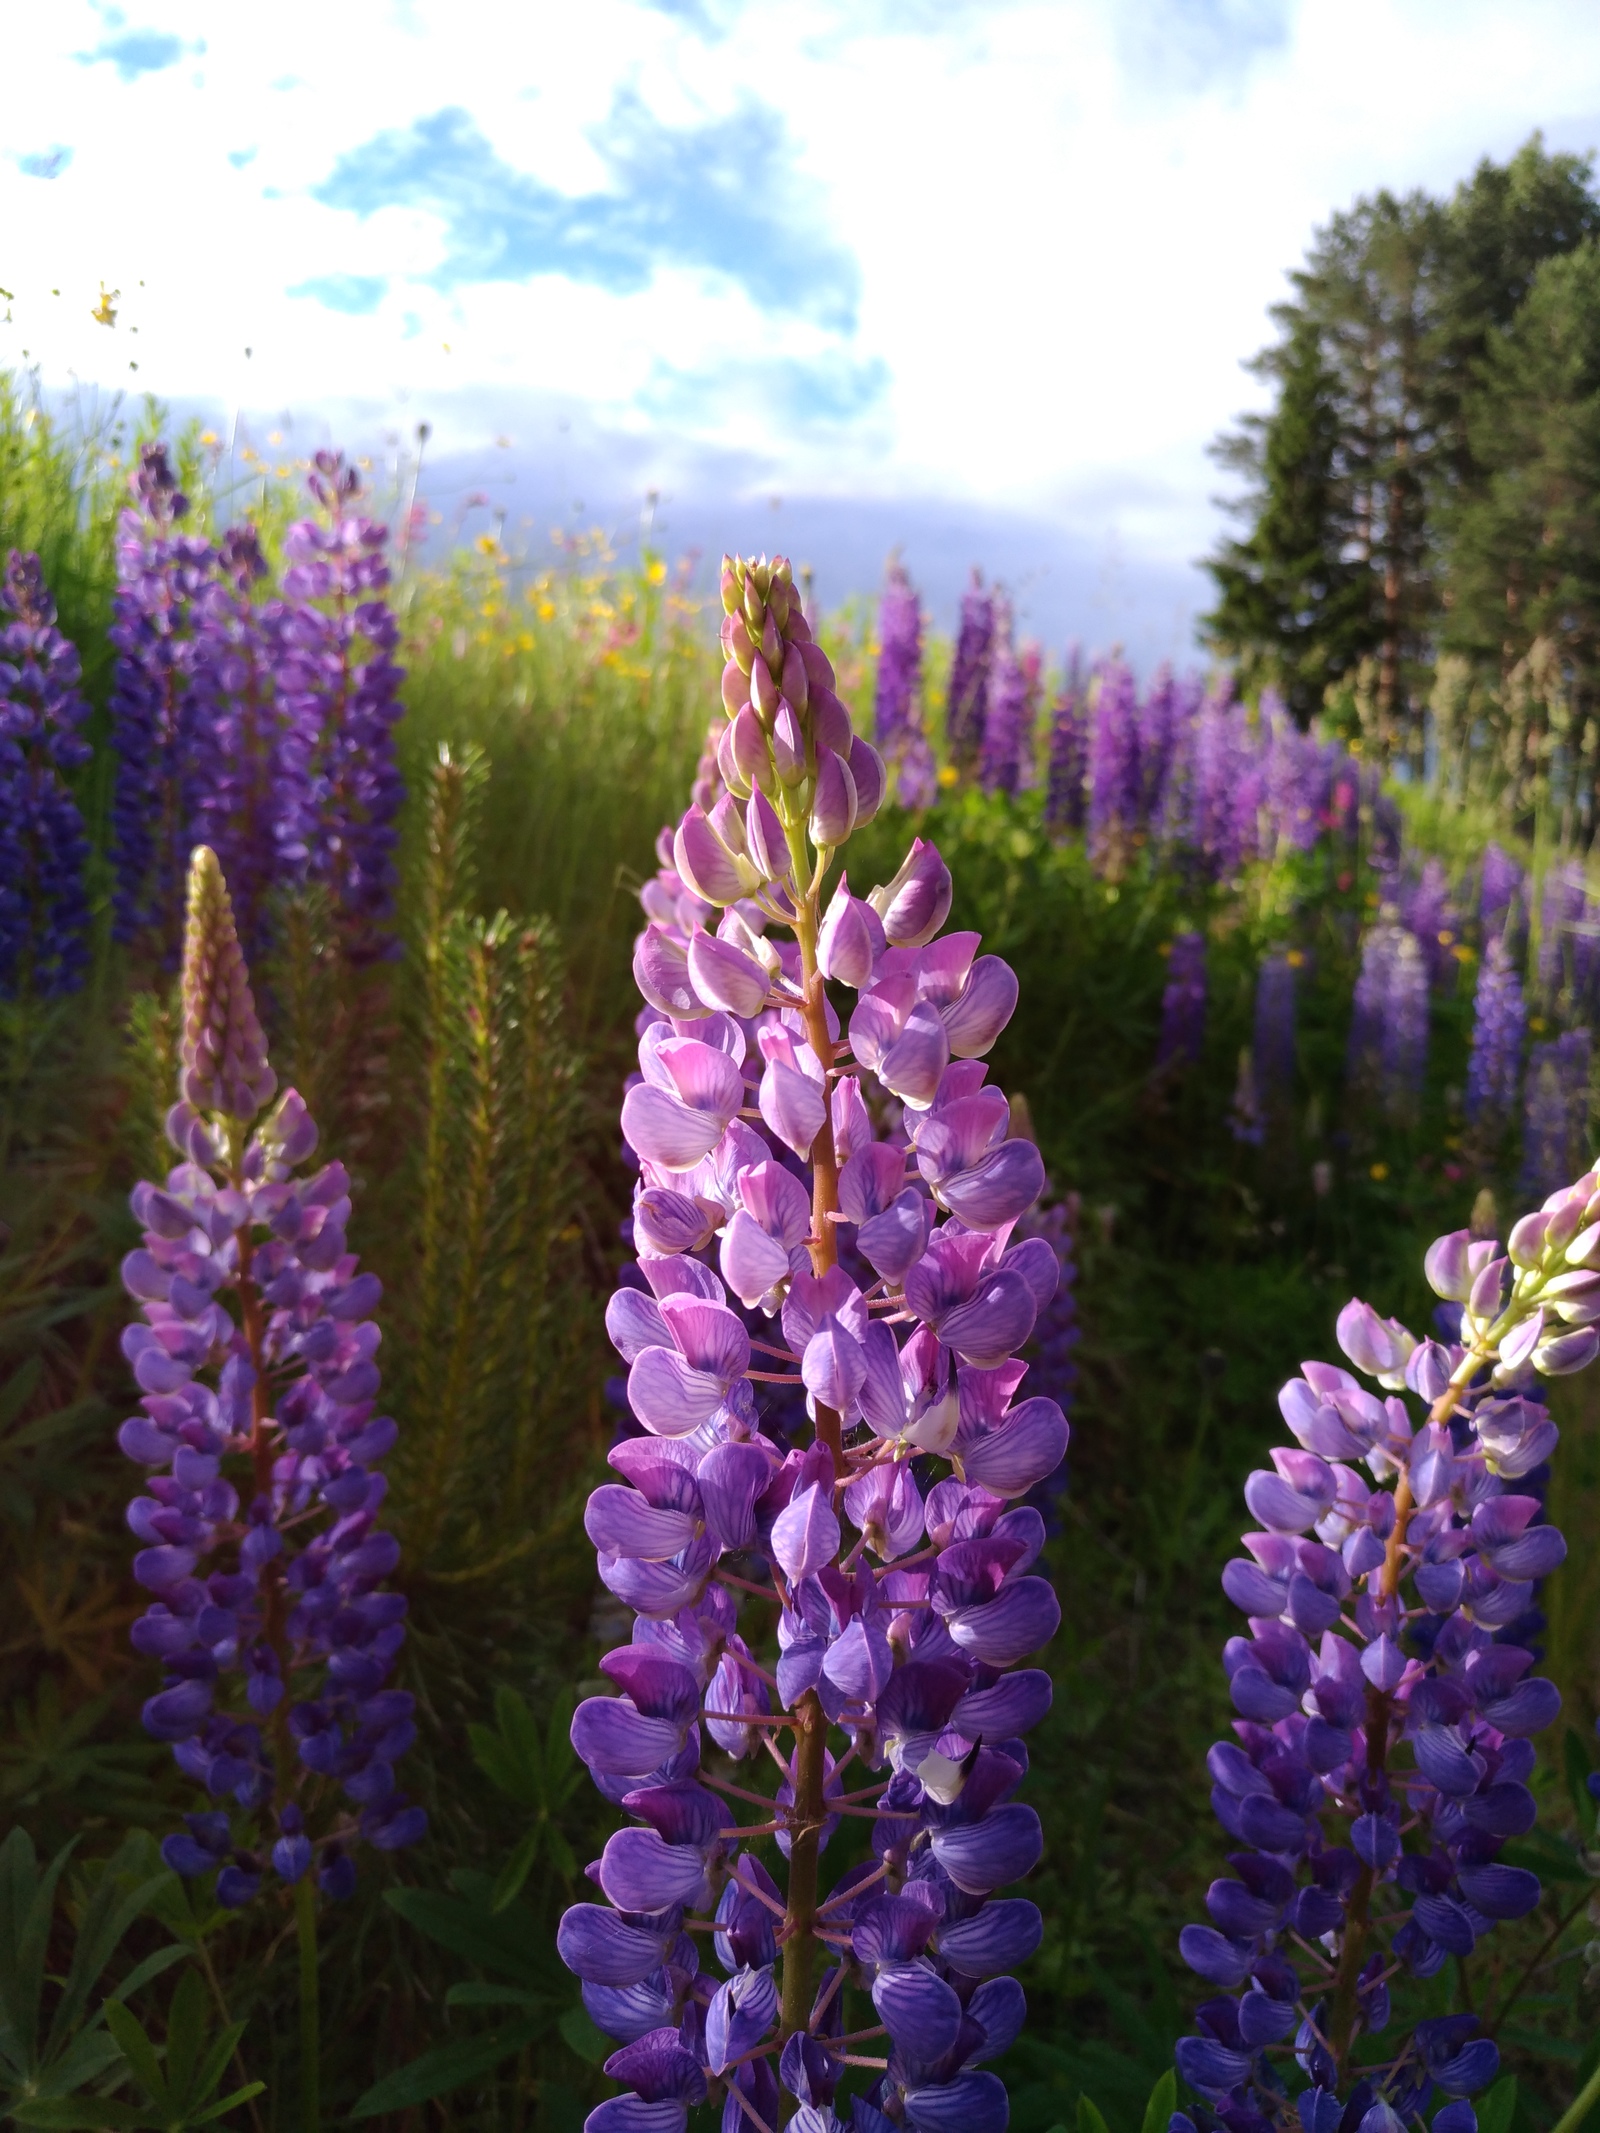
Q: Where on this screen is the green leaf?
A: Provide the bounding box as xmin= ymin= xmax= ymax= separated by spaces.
xmin=349 ymin=2022 xmax=544 ymax=2117
xmin=12 ymin=2098 xmax=145 ymax=2130
xmin=466 ymin=1726 xmax=532 ymax=1807
xmin=189 ymin=2022 xmax=250 ymax=2112
xmin=1141 ymin=2068 xmax=1178 ymax=2133
xmin=382 ymin=1886 xmax=553 ymax=1984
xmin=558 ymin=2004 xmax=609 ymax=2068
xmin=489 ymin=1827 xmax=543 ymax=1913
xmin=189 ymin=2080 xmax=265 ymax=2125
xmin=493 ymin=1686 xmax=547 ymax=1775
xmin=49 ymin=1848 xmax=176 ymax=2053
xmin=162 ymin=1970 xmax=207 ymax=2101
xmin=103 ymin=1999 xmax=166 ymax=2104
xmin=1478 ymin=2075 xmax=1518 ymax=2133
xmin=1078 ymin=2096 xmax=1112 ymax=2133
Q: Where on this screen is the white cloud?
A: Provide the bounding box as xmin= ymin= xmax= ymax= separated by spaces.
xmin=3 ymin=0 xmax=1600 ymax=643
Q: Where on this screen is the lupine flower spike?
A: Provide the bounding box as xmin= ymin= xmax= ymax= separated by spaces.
xmin=120 ymin=847 xmax=423 ymax=1910
xmin=566 ymin=553 xmax=1067 ymax=2133
xmin=1177 ymin=1169 xmax=1600 ymax=2133
xmin=0 ymin=549 xmax=92 ymax=998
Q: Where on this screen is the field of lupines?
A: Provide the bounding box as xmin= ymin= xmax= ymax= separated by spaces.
xmin=3 ymin=378 xmax=1600 ymax=2133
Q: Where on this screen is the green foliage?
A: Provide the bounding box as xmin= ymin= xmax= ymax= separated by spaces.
xmin=14 ymin=1969 xmax=263 ymax=2131
xmin=466 ymin=1687 xmax=581 ymax=1911
xmin=0 ymin=1828 xmax=188 ymax=2119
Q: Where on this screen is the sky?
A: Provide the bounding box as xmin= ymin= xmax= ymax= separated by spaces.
xmin=6 ymin=0 xmax=1600 ymax=658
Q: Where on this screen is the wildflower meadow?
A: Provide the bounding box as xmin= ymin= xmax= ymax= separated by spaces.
xmin=8 ymin=138 xmax=1600 ymax=2133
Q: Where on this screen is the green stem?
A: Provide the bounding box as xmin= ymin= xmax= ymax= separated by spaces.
xmin=295 ymin=1875 xmax=320 ymax=2133
xmin=1553 ymin=2058 xmax=1600 ymax=2133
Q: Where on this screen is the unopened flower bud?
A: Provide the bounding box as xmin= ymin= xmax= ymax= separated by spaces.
xmin=849 ymin=737 xmax=886 ymax=826
xmin=730 ymin=706 xmax=771 ymax=790
xmin=743 ymin=577 xmax=765 ymax=632
xmin=1546 ymin=1197 xmax=1586 ymax=1255
xmin=727 ymin=612 xmax=756 ymax=677
xmin=180 ymin=847 xmax=277 ymax=1123
xmin=810 ymin=745 xmax=858 ymax=848
xmin=721 ymin=661 xmax=748 ymax=715
xmin=810 ymin=686 xmax=852 ymax=758
xmin=1534 ymin=1326 xmax=1600 ymax=1375
xmin=760 ymin=609 xmax=784 ymax=672
xmin=746 ymin=788 xmax=790 ymax=883
xmin=781 ymin=641 xmax=810 ymax=714
xmin=716 ymin=723 xmax=751 ymax=799
xmin=817 ymin=877 xmax=885 ymax=988
xmin=1469 ymin=1255 xmax=1510 ymax=1325
xmin=1507 ymin=1212 xmax=1550 ymax=1270
xmin=720 ymin=556 xmax=741 ymax=615
xmin=772 ymin=703 xmax=807 ymax=787
xmin=767 ymin=578 xmax=791 ymax=632
xmin=868 ymin=838 xmax=953 ymax=948
xmin=751 ymin=656 xmax=780 ymax=721
xmin=1424 ymin=1229 xmax=1477 ymax=1301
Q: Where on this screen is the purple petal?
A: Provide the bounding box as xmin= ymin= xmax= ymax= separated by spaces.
xmin=719 ymin=1212 xmax=792 ymax=1309
xmin=936 ymin=1268 xmax=1037 ymax=1368
xmin=658 ymin=1294 xmax=750 ymax=1382
xmin=900 ymin=2072 xmax=1009 ymax=2133
xmin=942 ymin=957 xmax=1019 ymax=1057
xmin=698 ymin=1442 xmax=773 ymax=1553
xmin=857 ymin=1191 xmax=932 ymax=1281
xmin=759 ymin=1060 xmax=827 ymax=1158
xmin=938 ymin=1141 xmax=1044 ymax=1231
xmin=622 ymin=1086 xmax=726 ymax=1173
xmin=634 ymin=926 xmax=701 ymax=1019
xmin=771 ymin=1482 xmax=841 ymax=1584
xmin=557 ymin=1904 xmax=674 ymax=1986
xmin=627 ymin=1349 xmax=730 ymax=1435
xmin=585 ymin=1485 xmax=699 ymax=1561
xmin=957 ymin=1396 xmax=1069 ymax=1497
xmin=598 ymin=1827 xmax=710 ymax=1912
xmin=687 ymin=930 xmax=770 ymax=1018
xmin=607 ymin=1289 xmax=670 ymax=1364
xmin=871 ymin=1959 xmax=964 ymax=2059
xmin=928 ymin=1802 xmax=1042 ymax=1893
xmin=944 ymin=1575 xmax=1061 ymax=1664
xmin=877 ymin=1002 xmax=951 ymax=1110
xmin=952 ymin=1670 xmax=1052 ymax=1740
xmin=570 ymin=1699 xmax=690 ymax=1777
xmin=802 ymin=1322 xmax=867 ymax=1413
xmin=939 ymin=1898 xmax=1043 ymax=1977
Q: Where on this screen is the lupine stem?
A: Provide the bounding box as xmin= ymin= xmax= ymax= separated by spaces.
xmin=295 ymin=1873 xmax=320 ymax=2133
xmin=1552 ymin=2058 xmax=1600 ymax=2133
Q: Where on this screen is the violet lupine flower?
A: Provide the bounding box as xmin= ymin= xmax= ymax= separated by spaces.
xmin=875 ymin=560 xmax=938 ymax=810
xmin=108 ymin=444 xmax=217 ymax=948
xmin=945 ymin=572 xmax=994 ymax=775
xmin=1175 ymin=1174 xmax=1600 ymax=2130
xmin=275 ymin=452 xmax=406 ymax=962
xmin=1480 ymin=844 xmax=1523 ymax=945
xmin=1088 ymin=658 xmax=1141 ymax=877
xmin=1465 ymin=939 xmax=1526 ymax=1131
xmin=1157 ymin=931 xmax=1208 ymax=1073
xmin=1348 ymin=923 xmax=1428 ymax=1123
xmin=567 ymin=552 xmax=1066 ymax=2133
xmin=1253 ymin=951 xmax=1297 ymax=1115
xmin=1043 ymin=649 xmax=1088 ymax=835
xmin=1521 ymin=1031 xmax=1592 ymax=1203
xmin=979 ymin=608 xmax=1032 ymax=798
xmin=186 ymin=527 xmax=289 ymax=963
xmin=1184 ymin=696 xmax=1256 ymax=884
xmin=0 ymin=550 xmax=92 ymax=998
xmin=120 ymin=847 xmax=423 ymax=1906
xmin=1401 ymin=859 xmax=1460 ymax=992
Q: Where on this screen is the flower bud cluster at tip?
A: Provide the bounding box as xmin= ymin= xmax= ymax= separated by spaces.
xmin=121 ymin=853 xmax=422 ymax=1909
xmin=0 ymin=547 xmax=93 ymax=998
xmin=179 ymin=846 xmax=277 ymax=1125
xmin=1174 ymin=1165 xmax=1600 ymax=2133
xmin=566 ymin=556 xmax=1068 ymax=2133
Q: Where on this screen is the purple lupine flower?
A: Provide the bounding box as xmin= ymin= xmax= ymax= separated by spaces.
xmin=1522 ymin=1030 xmax=1592 ymax=1202
xmin=1480 ymin=842 xmax=1523 ymax=944
xmin=874 ymin=558 xmax=937 ymax=809
xmin=186 ymin=526 xmax=290 ymax=963
xmin=1136 ymin=665 xmax=1191 ymax=831
xmin=1043 ymin=648 xmax=1088 ymax=835
xmin=1538 ymin=861 xmax=1588 ymax=1002
xmin=121 ymin=847 xmax=423 ymax=1904
xmin=275 ymin=453 xmax=406 ymax=962
xmin=0 ymin=550 xmax=92 ymax=997
xmin=567 ymin=552 xmax=1065 ymax=2133
xmin=1401 ymin=858 xmax=1461 ymax=991
xmin=945 ymin=572 xmax=994 ymax=775
xmin=1157 ymin=931 xmax=1207 ymax=1072
xmin=1184 ymin=694 xmax=1256 ymax=883
xmin=1175 ymin=1171 xmax=1600 ymax=2127
xmin=1087 ymin=657 xmax=1141 ymax=876
xmin=1349 ymin=921 xmax=1428 ymax=1121
xmin=978 ymin=606 xmax=1035 ymax=798
xmin=1465 ymin=937 xmax=1526 ymax=1130
xmin=108 ymin=444 xmax=217 ymax=948
xmin=1253 ymin=951 xmax=1297 ymax=1113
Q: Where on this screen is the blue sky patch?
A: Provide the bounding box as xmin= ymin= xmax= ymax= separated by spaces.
xmin=314 ymin=98 xmax=859 ymax=330
xmin=78 ymin=27 xmax=185 ymax=79
xmin=18 ymin=147 xmax=73 ymax=179
xmin=641 ymin=350 xmax=890 ymax=430
xmin=289 ymin=273 xmax=388 ymax=316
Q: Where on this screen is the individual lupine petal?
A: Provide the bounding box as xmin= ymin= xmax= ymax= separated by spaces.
xmin=823 ymin=1612 xmax=893 ymax=1703
xmin=858 ymin=1191 xmax=934 ymax=1282
xmin=877 ymin=1002 xmax=951 ymax=1110
xmin=633 ymin=1188 xmax=717 ymax=1257
xmin=1533 ymin=1325 xmax=1599 ymax=1374
xmin=627 ymin=1349 xmax=732 ymax=1436
xmin=601 ymin=2030 xmax=709 ymax=2112
xmin=607 ymin=1290 xmax=671 ymax=1364
xmin=942 ymin=958 xmax=1020 ymax=1058
xmin=939 ymin=1899 xmax=1043 ymax=1977
xmin=634 ymin=926 xmax=703 ymax=1019
xmin=956 ymin=1396 xmax=1069 ymax=1497
xmin=932 ymin=1267 xmax=1038 ymax=1369
xmin=952 ymin=1669 xmax=1051 ymax=1739
xmin=704 ymin=1964 xmax=778 ymax=2074
xmin=938 ymin=1140 xmax=1045 ymax=1232
xmin=899 ymin=2071 xmax=1010 ymax=2133
xmin=598 ymin=1827 xmax=712 ymax=1911
xmin=622 ymin=1054 xmax=743 ymax=1173
xmin=771 ymin=1482 xmax=841 ymax=1584
xmin=674 ymin=805 xmax=754 ymax=907
xmin=810 ymin=745 xmax=858 ymax=848
xmin=1336 ymin=1298 xmax=1416 ymax=1386
xmin=687 ymin=929 xmax=770 ymax=1018
xmin=965 ymin=1975 xmax=1026 ymax=2064
xmin=745 ymin=786 xmax=790 ymax=883
xmin=585 ymin=1487 xmax=700 ymax=1562
xmin=698 ymin=1442 xmax=773 ymax=1552
xmin=802 ymin=1317 xmax=868 ymax=1412
xmin=843 ymin=1460 xmax=925 ymax=1561
xmin=179 ymin=848 xmax=277 ymax=1121
xmin=818 ymin=877 xmax=887 ymax=988
xmin=557 ymin=1907 xmax=680 ymax=1986
xmin=871 ymin=1959 xmax=964 ymax=2059
xmin=943 ymin=1575 xmax=1060 ymax=1664
xmin=759 ymin=1051 xmax=827 ymax=1158
xmin=869 ymin=839 xmax=954 ymax=949
xmin=850 ymin=736 xmax=886 ymax=825
xmin=719 ymin=1212 xmax=794 ymax=1308
xmin=584 ymin=1975 xmax=689 ymax=2047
